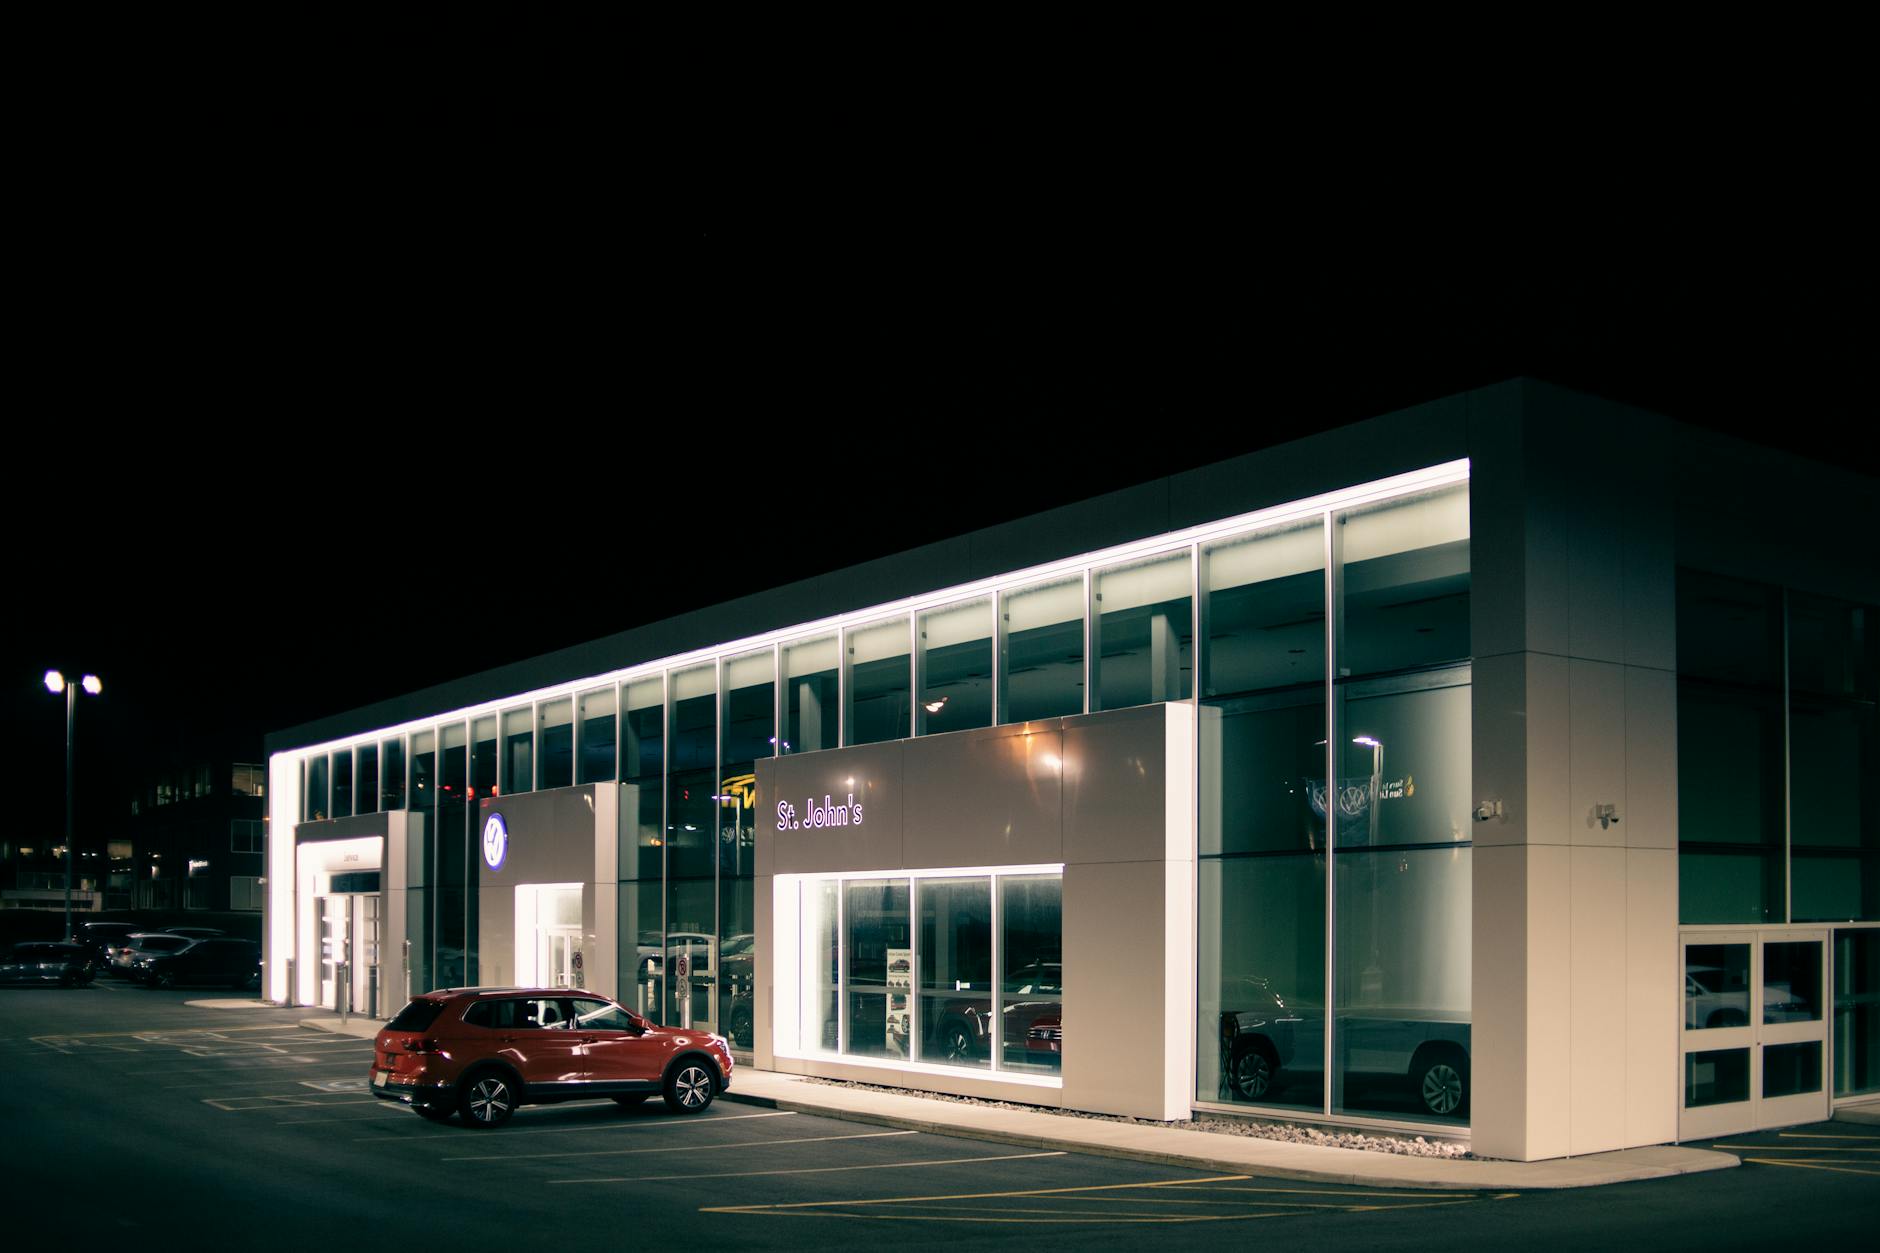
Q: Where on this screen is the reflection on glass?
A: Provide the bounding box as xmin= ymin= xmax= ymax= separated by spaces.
xmin=1203 ymin=519 xmax=1324 ymax=699
xmin=1834 ymin=929 xmax=1880 ymax=1097
xmin=410 ymin=730 xmax=434 ymax=815
xmin=1684 ymin=944 xmax=1751 ymax=1029
xmin=502 ymin=706 xmax=533 ymax=795
xmin=918 ymin=599 xmax=992 ymax=736
xmin=1337 ymin=681 xmax=1471 ymax=849
xmin=803 ymin=880 xmax=839 ymax=1053
xmin=783 ymin=635 xmax=839 ymax=754
xmin=1763 ymin=1042 xmax=1823 ymax=1098
xmin=664 ymin=876 xmax=713 ymax=1030
xmin=618 ymin=880 xmax=663 ymax=1023
xmin=917 ymin=878 xmax=992 ymax=1069
xmin=667 ymin=665 xmax=715 ymax=881
xmin=1332 ymin=846 xmax=1472 ymax=1122
xmin=578 ymin=686 xmax=617 ymax=785
xmin=1095 ymin=552 xmax=1192 ymax=711
xmin=719 ymin=876 xmax=754 ymax=1049
xmin=1686 ymin=1048 xmax=1751 ymax=1107
xmin=1337 ymin=486 xmax=1470 ymax=676
xmin=1790 ymin=593 xmax=1878 ymax=923
xmin=1000 ymin=876 xmax=1062 ymax=1073
xmin=1763 ymin=942 xmax=1822 ymax=1023
xmin=1001 ymin=577 xmax=1084 ymax=723
xmin=846 ymin=879 xmax=910 ymax=1060
xmin=1201 ymin=856 xmax=1324 ymax=1109
xmin=848 ymin=618 xmax=911 ymax=746
xmin=622 ymin=677 xmax=664 ymax=881
xmin=538 ymin=697 xmax=573 ymax=790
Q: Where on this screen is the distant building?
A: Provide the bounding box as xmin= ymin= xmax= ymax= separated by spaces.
xmin=126 ymin=758 xmax=268 ymax=913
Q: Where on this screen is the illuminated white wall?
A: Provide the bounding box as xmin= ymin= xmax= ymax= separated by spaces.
xmin=266 ymin=754 xmax=299 ymax=1003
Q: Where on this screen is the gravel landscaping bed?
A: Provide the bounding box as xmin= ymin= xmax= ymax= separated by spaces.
xmin=801 ymin=1076 xmax=1472 ymax=1159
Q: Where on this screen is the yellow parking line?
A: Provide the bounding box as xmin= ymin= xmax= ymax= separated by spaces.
xmin=358 ymin=1110 xmax=791 ymax=1143
xmin=1713 ymin=1144 xmax=1880 ymax=1152
xmin=549 ymin=1149 xmax=1068 ymax=1185
xmin=1743 ymin=1157 xmax=1880 ymax=1177
xmin=445 ymin=1129 xmax=914 ymax=1163
xmin=703 ymin=1172 xmax=1251 ymax=1214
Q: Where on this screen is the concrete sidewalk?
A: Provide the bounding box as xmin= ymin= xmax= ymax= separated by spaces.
xmin=296 ymin=1010 xmax=1735 ymax=1191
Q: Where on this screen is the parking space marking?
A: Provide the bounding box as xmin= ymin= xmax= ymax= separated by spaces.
xmin=550 ymin=1149 xmax=1069 ymax=1185
xmin=1713 ymin=1144 xmax=1880 ymax=1152
xmin=1742 ymin=1157 xmax=1880 ymax=1177
xmin=1775 ymin=1132 xmax=1880 ymax=1140
xmin=165 ymin=1070 xmax=369 ymax=1090
xmin=277 ymin=1109 xmax=412 ymax=1126
xmin=703 ymin=1175 xmax=1501 ymax=1225
xmin=352 ymin=1109 xmax=793 ymax=1143
xmin=444 ymin=1128 xmax=915 ymax=1163
xmin=204 ymin=1093 xmax=383 ymax=1111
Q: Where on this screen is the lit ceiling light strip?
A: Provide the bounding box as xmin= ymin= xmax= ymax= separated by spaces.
xmin=289 ymin=459 xmax=1468 ymax=760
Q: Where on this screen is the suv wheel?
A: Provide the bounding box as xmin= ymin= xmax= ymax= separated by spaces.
xmin=664 ymin=1062 xmax=715 ymax=1114
xmin=1232 ymin=1044 xmax=1276 ymax=1101
xmin=460 ymin=1072 xmax=518 ymax=1128
xmin=1415 ymin=1052 xmax=1468 ymax=1118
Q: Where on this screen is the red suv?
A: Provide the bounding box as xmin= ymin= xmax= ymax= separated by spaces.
xmin=370 ymin=988 xmax=733 ymax=1128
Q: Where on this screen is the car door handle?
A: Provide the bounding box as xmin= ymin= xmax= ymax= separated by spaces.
xmin=577 ymin=1036 xmax=596 ymax=1044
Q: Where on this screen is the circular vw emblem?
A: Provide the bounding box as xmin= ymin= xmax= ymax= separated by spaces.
xmin=482 ymin=812 xmax=509 ymax=871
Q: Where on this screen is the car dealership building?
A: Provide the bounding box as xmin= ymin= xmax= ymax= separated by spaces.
xmin=264 ymin=380 xmax=1878 ymax=1160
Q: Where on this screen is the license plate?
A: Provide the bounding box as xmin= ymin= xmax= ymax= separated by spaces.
xmin=372 ymin=1070 xmax=388 ymax=1088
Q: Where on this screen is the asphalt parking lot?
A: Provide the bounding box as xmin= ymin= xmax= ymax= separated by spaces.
xmin=3 ymin=984 xmax=1875 ymax=1250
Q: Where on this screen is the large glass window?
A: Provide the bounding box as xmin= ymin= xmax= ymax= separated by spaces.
xmin=847 ymin=617 xmax=911 ymax=746
xmin=782 ymin=635 xmax=839 ymax=754
xmin=1000 ymin=875 xmax=1062 ymax=1074
xmin=502 ymin=706 xmax=533 ymax=795
xmin=1834 ymin=929 xmax=1880 ymax=1097
xmin=538 ymin=697 xmax=573 ymax=790
xmin=471 ymin=716 xmax=497 ymax=801
xmin=330 ymin=750 xmax=353 ymax=818
xmin=918 ymin=599 xmax=992 ymax=736
xmin=306 ymin=754 xmax=329 ymax=821
xmin=845 ymin=879 xmax=911 ymax=1060
xmin=917 ymin=878 xmax=992 ymax=1069
xmin=1678 ymin=573 xmax=1786 ymax=924
xmin=1000 ymin=576 xmax=1085 ymax=724
xmin=1095 ymin=552 xmax=1192 ymax=710
xmin=356 ymin=744 xmax=378 ymax=815
xmin=1198 ymin=517 xmax=1329 ymax=1111
xmin=578 ymin=686 xmax=617 ymax=785
xmin=667 ymin=665 xmax=716 ymax=1028
xmin=438 ymin=722 xmax=469 ymax=987
xmin=380 ymin=737 xmax=405 ymax=811
xmin=720 ymin=649 xmax=773 ymax=1051
xmin=1331 ymin=484 xmax=1471 ymax=1124
xmin=622 ymin=676 xmax=664 ymax=882
xmin=410 ymin=730 xmax=434 ymax=814
xmin=803 ymin=880 xmax=839 ymax=1054
xmin=1790 ymin=595 xmax=1877 ymax=922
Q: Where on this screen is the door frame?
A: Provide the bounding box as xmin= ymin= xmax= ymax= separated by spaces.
xmin=1679 ymin=928 xmax=1830 ymax=1140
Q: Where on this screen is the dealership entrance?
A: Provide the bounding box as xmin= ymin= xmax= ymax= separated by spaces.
xmin=1680 ymin=929 xmax=1831 ymax=1140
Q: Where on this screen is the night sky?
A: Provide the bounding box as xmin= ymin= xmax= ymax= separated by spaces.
xmin=8 ymin=220 xmax=1866 ymax=858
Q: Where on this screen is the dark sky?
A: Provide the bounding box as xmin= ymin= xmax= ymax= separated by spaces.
xmin=8 ymin=199 xmax=1867 ymax=855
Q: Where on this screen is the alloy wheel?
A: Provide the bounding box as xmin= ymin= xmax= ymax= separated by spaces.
xmin=674 ymin=1066 xmax=711 ymax=1109
xmin=1422 ymin=1063 xmax=1463 ymax=1116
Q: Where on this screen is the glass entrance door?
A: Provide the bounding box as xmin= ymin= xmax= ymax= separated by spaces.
xmin=665 ymin=933 xmax=716 ymax=1031
xmin=1681 ymin=930 xmax=1830 ymax=1140
xmin=542 ymin=927 xmax=581 ymax=988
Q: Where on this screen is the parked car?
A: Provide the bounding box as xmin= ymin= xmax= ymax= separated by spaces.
xmin=924 ymin=961 xmax=1062 ymax=1066
xmin=164 ymin=927 xmax=226 ymax=941
xmin=1219 ymin=977 xmax=1472 ymax=1119
xmin=138 ymin=938 xmax=261 ymax=990
xmin=370 ymin=988 xmax=733 ymax=1127
xmin=1 ymin=942 xmax=96 ymax=987
xmin=108 ymin=933 xmax=194 ymax=981
xmin=68 ymin=922 xmax=140 ymax=972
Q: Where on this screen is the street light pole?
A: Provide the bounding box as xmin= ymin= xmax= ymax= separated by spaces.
xmin=46 ymin=670 xmax=102 ymax=941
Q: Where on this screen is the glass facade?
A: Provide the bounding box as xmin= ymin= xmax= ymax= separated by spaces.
xmin=1678 ymin=574 xmax=1877 ymax=924
xmin=289 ymin=464 xmax=1472 ymax=1111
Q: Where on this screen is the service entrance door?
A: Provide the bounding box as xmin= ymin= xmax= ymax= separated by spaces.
xmin=542 ymin=926 xmax=581 ymax=989
xmin=1680 ymin=930 xmax=1830 ymax=1140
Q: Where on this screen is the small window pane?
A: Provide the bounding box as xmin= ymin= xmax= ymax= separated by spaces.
xmin=919 ymin=600 xmax=992 ymax=736
xmin=356 ymin=745 xmax=379 ymax=815
xmin=1095 ymin=552 xmax=1192 ymax=710
xmin=503 ymin=706 xmax=534 ymax=795
xmin=331 ymin=750 xmax=353 ymax=818
xmin=1001 ymin=577 xmax=1084 ymax=723
xmin=306 ymin=754 xmax=329 ymax=821
xmin=783 ymin=635 xmax=839 ymax=754
xmin=1763 ymin=942 xmax=1822 ymax=1023
xmin=1204 ymin=518 xmax=1325 ymax=699
xmin=917 ymin=878 xmax=992 ymax=1070
xmin=381 ymin=738 xmax=405 ymax=810
xmin=1684 ymin=944 xmax=1751 ymax=1029
xmin=539 ymin=697 xmax=573 ymax=790
xmin=1763 ymin=1042 xmax=1822 ymax=1098
xmin=847 ymin=618 xmax=911 ymax=746
xmin=1000 ymin=875 xmax=1062 ymax=1074
xmin=578 ymin=686 xmax=617 ymax=785
xmin=1686 ymin=1048 xmax=1751 ymax=1107
xmin=845 ymin=879 xmax=910 ymax=1059
xmin=471 ymin=716 xmax=497 ymax=797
